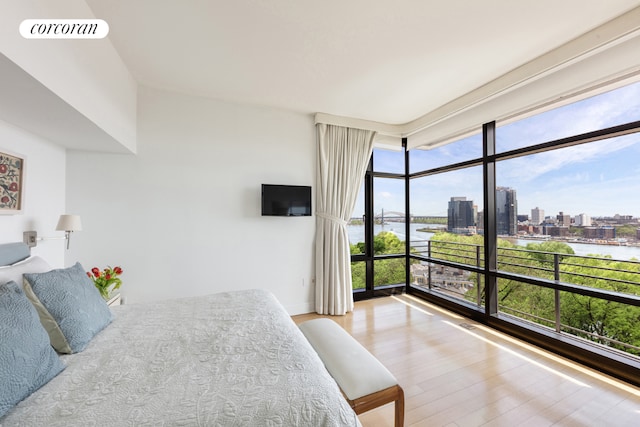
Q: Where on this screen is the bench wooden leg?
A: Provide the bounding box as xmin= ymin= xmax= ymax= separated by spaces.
xmin=347 ymin=384 xmax=404 ymax=427
xmin=394 ymin=385 xmax=404 ymax=427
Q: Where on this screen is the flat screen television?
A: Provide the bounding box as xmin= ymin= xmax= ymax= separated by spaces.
xmin=261 ymin=184 xmax=312 ymax=216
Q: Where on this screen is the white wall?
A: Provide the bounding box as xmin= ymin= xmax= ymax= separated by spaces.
xmin=0 ymin=119 xmax=67 ymax=267
xmin=0 ymin=0 xmax=137 ymax=153
xmin=66 ymin=86 xmax=317 ymax=314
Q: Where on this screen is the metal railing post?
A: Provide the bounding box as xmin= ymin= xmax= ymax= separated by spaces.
xmin=477 ymin=245 xmax=482 ymax=307
xmin=428 ymin=240 xmax=432 ymax=290
xmin=554 ymin=253 xmax=561 ymax=333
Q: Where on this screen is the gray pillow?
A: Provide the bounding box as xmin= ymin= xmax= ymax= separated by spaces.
xmin=0 ymin=281 xmax=65 ymax=417
xmin=23 ymin=262 xmax=113 ymax=354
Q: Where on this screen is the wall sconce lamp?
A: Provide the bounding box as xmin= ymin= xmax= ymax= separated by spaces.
xmin=56 ymin=214 xmax=82 ymax=250
xmin=23 ymin=214 xmax=82 ymax=250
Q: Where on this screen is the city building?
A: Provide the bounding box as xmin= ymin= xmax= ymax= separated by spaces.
xmin=531 ymin=207 xmax=545 ymax=225
xmin=584 ymin=226 xmax=616 ymax=239
xmin=447 ymin=197 xmax=475 ymax=233
xmin=518 ymin=224 xmax=534 ymax=234
xmin=496 ymin=187 xmax=518 ymax=235
xmin=476 ymin=211 xmax=485 ymax=234
xmin=544 ymin=225 xmax=570 ymax=237
xmin=574 ymin=213 xmax=592 ymax=226
xmin=557 ymin=211 xmax=571 ymax=226
xmin=531 ymin=225 xmax=545 ymax=235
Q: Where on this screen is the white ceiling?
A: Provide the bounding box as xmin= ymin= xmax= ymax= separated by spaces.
xmin=85 ymin=0 xmax=640 ymax=126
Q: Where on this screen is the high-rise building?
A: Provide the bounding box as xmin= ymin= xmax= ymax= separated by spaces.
xmin=574 ymin=213 xmax=591 ymax=226
xmin=447 ymin=197 xmax=475 ymax=233
xmin=477 ymin=210 xmax=485 ymax=234
xmin=531 ymin=207 xmax=544 ymax=225
xmin=496 ymin=187 xmax=518 ymax=235
xmin=557 ymin=211 xmax=571 ymax=226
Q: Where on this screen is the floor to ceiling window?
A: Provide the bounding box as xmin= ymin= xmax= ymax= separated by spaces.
xmin=354 ymin=80 xmax=640 ymax=385
xmin=349 ymin=148 xmax=406 ymax=299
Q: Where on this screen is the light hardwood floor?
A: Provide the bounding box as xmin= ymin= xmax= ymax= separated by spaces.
xmin=292 ymin=294 xmax=640 ymax=427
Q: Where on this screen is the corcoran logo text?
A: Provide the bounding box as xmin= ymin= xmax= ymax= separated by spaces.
xmin=20 ymin=19 xmax=109 ymax=39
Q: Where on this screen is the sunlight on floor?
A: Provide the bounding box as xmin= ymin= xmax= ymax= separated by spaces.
xmin=471 ymin=322 xmax=640 ymax=396
xmin=393 ymin=293 xmax=640 ymax=397
xmin=444 ymin=320 xmax=590 ymax=387
xmin=391 ymin=294 xmax=462 ymax=319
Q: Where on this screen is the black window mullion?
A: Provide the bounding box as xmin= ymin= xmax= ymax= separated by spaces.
xmin=364 ymin=156 xmax=374 ymax=295
xmin=483 ymin=122 xmax=498 ymax=316
xmin=403 ymin=138 xmax=411 ymax=292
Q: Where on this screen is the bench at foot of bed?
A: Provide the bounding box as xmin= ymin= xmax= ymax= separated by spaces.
xmin=299 ymin=318 xmax=404 ymax=427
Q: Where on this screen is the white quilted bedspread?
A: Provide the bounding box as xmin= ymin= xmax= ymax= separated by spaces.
xmin=1 ymin=289 xmax=360 ymax=426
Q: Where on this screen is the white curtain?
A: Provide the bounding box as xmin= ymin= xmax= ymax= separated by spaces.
xmin=315 ymin=123 xmax=375 ymax=315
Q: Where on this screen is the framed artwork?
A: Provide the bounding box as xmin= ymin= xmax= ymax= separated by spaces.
xmin=0 ymin=149 xmax=25 ymax=214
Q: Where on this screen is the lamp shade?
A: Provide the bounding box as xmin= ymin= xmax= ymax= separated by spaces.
xmin=56 ymin=214 xmax=82 ymax=232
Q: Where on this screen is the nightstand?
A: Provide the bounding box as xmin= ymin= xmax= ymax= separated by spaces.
xmin=107 ymin=293 xmax=122 ymax=307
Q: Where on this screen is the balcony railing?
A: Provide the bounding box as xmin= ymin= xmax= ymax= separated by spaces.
xmin=410 ymin=239 xmax=640 ymax=356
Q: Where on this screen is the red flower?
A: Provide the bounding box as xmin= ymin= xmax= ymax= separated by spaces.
xmin=86 ymin=272 xmax=91 ymax=278
xmin=0 ymin=196 xmax=8 ymax=203
xmin=86 ymin=265 xmax=123 ymax=299
xmin=0 ymin=164 xmax=6 ymax=173
xmin=8 ymin=182 xmax=18 ymax=192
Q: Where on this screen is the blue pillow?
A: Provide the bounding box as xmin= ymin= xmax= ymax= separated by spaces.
xmin=0 ymin=281 xmax=65 ymax=417
xmin=23 ymin=262 xmax=113 ymax=354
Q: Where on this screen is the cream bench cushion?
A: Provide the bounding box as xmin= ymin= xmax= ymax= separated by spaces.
xmin=299 ymin=318 xmax=404 ymax=427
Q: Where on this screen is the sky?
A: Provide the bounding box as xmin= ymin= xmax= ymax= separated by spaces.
xmin=359 ymin=80 xmax=640 ymax=219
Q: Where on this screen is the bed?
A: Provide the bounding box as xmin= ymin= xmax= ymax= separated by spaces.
xmin=0 ymin=243 xmax=360 ymax=426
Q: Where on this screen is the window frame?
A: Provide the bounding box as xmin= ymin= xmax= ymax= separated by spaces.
xmin=351 ymin=147 xmax=407 ymax=301
xmin=406 ymin=118 xmax=640 ymax=386
xmin=353 ymin=111 xmax=640 ymax=385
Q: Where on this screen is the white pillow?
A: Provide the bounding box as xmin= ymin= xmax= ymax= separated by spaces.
xmin=0 ymin=256 xmax=51 ymax=286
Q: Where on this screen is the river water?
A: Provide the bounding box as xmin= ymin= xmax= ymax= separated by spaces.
xmin=347 ymin=223 xmax=640 ymax=261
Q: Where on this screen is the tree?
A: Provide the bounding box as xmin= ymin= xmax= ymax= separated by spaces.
xmin=354 ymin=230 xmax=640 ymax=354
xmin=351 ymin=261 xmax=366 ymax=289
xmin=374 ymin=231 xmax=404 ymax=254
xmin=524 ymin=241 xmax=575 ymax=264
xmin=430 ymin=233 xmax=640 ymax=354
xmin=615 ymin=224 xmax=639 ymax=238
xmin=350 ymin=231 xmax=408 ymax=289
